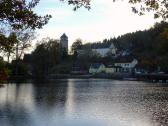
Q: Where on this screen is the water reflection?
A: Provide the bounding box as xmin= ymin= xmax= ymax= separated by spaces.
xmin=0 ymin=84 xmax=35 ymax=126
xmin=0 ymin=79 xmax=167 ymax=126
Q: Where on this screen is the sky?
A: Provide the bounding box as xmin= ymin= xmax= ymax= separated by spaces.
xmin=34 ymin=0 xmax=160 ymax=48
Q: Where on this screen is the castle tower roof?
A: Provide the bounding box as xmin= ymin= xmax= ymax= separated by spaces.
xmin=60 ymin=33 xmax=68 ymax=39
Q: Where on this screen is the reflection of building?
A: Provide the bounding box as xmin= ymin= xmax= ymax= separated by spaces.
xmin=60 ymin=33 xmax=68 ymax=53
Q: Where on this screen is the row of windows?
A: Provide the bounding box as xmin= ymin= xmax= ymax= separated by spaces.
xmin=116 ymin=63 xmax=130 ymax=67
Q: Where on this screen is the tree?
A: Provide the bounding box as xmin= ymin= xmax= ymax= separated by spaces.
xmin=15 ymin=29 xmax=36 ymax=60
xmin=0 ymin=0 xmax=51 ymax=61
xmin=0 ymin=56 xmax=9 ymax=82
xmin=0 ymin=32 xmax=18 ymax=62
xmin=0 ymin=0 xmax=51 ymax=30
xmin=9 ymin=59 xmax=28 ymax=76
xmin=31 ymin=38 xmax=62 ymax=77
xmin=71 ymin=38 xmax=83 ymax=57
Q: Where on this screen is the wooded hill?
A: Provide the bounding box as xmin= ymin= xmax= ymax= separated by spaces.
xmin=99 ymin=21 xmax=168 ymax=72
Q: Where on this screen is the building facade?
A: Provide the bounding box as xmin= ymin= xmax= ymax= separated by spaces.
xmin=92 ymin=43 xmax=117 ymax=57
xmin=77 ymin=42 xmax=117 ymax=57
xmin=114 ymin=58 xmax=138 ymax=73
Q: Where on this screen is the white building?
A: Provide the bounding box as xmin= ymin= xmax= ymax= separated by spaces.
xmin=114 ymin=58 xmax=138 ymax=73
xmin=77 ymin=42 xmax=117 ymax=57
xmin=92 ymin=43 xmax=117 ymax=57
xmin=89 ymin=63 xmax=106 ymax=74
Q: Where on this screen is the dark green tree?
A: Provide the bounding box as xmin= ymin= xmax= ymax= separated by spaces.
xmin=31 ymin=38 xmax=62 ymax=77
xmin=71 ymin=38 xmax=83 ymax=59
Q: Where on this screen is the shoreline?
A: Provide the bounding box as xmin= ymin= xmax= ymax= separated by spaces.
xmin=6 ymin=73 xmax=168 ymax=84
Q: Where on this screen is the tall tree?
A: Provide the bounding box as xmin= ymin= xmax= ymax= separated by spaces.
xmin=31 ymin=38 xmax=61 ymax=77
xmin=71 ymin=38 xmax=82 ymax=55
xmin=15 ymin=29 xmax=36 ymax=60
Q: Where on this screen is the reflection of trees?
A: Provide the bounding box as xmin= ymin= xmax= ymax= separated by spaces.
xmin=33 ymin=82 xmax=67 ymax=111
xmin=0 ymin=105 xmax=31 ymax=126
xmin=0 ymin=84 xmax=35 ymax=126
xmin=0 ymin=84 xmax=35 ymax=108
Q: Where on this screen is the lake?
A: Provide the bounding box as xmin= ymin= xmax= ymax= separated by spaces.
xmin=0 ymin=79 xmax=168 ymax=126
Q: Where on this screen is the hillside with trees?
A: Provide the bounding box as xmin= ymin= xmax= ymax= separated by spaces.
xmin=74 ymin=21 xmax=168 ymax=73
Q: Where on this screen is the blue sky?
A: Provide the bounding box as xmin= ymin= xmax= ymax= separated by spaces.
xmin=34 ymin=0 xmax=160 ymax=48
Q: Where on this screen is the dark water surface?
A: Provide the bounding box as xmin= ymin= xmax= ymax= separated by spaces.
xmin=0 ymin=79 xmax=168 ymax=126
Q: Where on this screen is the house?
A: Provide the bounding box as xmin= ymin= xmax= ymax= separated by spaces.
xmin=91 ymin=42 xmax=117 ymax=57
xmin=105 ymin=65 xmax=122 ymax=74
xmin=77 ymin=42 xmax=117 ymax=57
xmin=89 ymin=63 xmax=106 ymax=74
xmin=114 ymin=57 xmax=138 ymax=73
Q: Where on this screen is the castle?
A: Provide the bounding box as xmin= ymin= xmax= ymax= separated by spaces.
xmin=60 ymin=33 xmax=68 ymax=53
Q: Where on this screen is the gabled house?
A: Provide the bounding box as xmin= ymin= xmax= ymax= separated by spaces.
xmin=114 ymin=57 xmax=138 ymax=73
xmin=91 ymin=42 xmax=117 ymax=57
xmin=89 ymin=63 xmax=106 ymax=74
xmin=77 ymin=42 xmax=117 ymax=57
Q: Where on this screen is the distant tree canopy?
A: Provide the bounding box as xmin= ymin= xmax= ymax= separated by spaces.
xmin=31 ymin=38 xmax=68 ymax=76
xmin=72 ymin=21 xmax=168 ymax=72
xmin=67 ymin=0 xmax=168 ymax=20
xmin=71 ymin=38 xmax=83 ymax=55
xmin=0 ymin=0 xmax=51 ymax=30
xmin=98 ymin=21 xmax=168 ymax=72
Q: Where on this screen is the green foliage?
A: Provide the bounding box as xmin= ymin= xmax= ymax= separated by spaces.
xmin=0 ymin=0 xmax=51 ymax=30
xmin=0 ymin=32 xmax=17 ymax=52
xmin=0 ymin=57 xmax=9 ymax=83
xmin=67 ymin=0 xmax=91 ymax=11
xmin=52 ymin=62 xmax=73 ymax=74
xmin=0 ymin=57 xmax=4 ymax=72
xmin=71 ymin=38 xmax=82 ymax=54
xmin=31 ymin=39 xmax=63 ymax=76
xmin=9 ymin=59 xmax=28 ymax=76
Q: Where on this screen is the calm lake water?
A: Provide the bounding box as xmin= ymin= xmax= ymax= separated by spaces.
xmin=0 ymin=79 xmax=168 ymax=126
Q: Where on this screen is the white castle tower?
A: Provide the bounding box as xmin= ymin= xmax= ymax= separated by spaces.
xmin=60 ymin=33 xmax=68 ymax=52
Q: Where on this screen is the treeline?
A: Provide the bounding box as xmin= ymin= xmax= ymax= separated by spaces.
xmin=0 ymin=21 xmax=168 ymax=82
